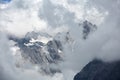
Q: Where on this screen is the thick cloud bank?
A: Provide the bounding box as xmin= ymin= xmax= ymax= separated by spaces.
xmin=0 ymin=0 xmax=120 ymax=80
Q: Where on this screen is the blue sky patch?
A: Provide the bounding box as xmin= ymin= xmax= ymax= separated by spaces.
xmin=0 ymin=0 xmax=11 ymax=4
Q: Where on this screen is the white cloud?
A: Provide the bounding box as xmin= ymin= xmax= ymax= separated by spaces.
xmin=1 ymin=0 xmax=120 ymax=80
xmin=0 ymin=0 xmax=47 ymax=37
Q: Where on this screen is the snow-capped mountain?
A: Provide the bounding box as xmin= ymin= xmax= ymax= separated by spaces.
xmin=9 ymin=31 xmax=63 ymax=75
xmin=8 ymin=20 xmax=97 ymax=75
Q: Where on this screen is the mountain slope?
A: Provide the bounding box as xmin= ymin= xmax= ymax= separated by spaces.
xmin=74 ymin=59 xmax=120 ymax=80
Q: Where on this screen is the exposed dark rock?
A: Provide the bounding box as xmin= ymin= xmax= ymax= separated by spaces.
xmin=80 ymin=20 xmax=97 ymax=39
xmin=74 ymin=59 xmax=120 ymax=80
xmin=8 ymin=31 xmax=63 ymax=75
xmin=47 ymin=40 xmax=62 ymax=61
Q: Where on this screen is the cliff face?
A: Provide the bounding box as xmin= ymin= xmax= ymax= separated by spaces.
xmin=74 ymin=59 xmax=120 ymax=80
xmin=8 ymin=31 xmax=63 ymax=75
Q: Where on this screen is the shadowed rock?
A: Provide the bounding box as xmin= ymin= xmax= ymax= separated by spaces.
xmin=74 ymin=59 xmax=120 ymax=80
